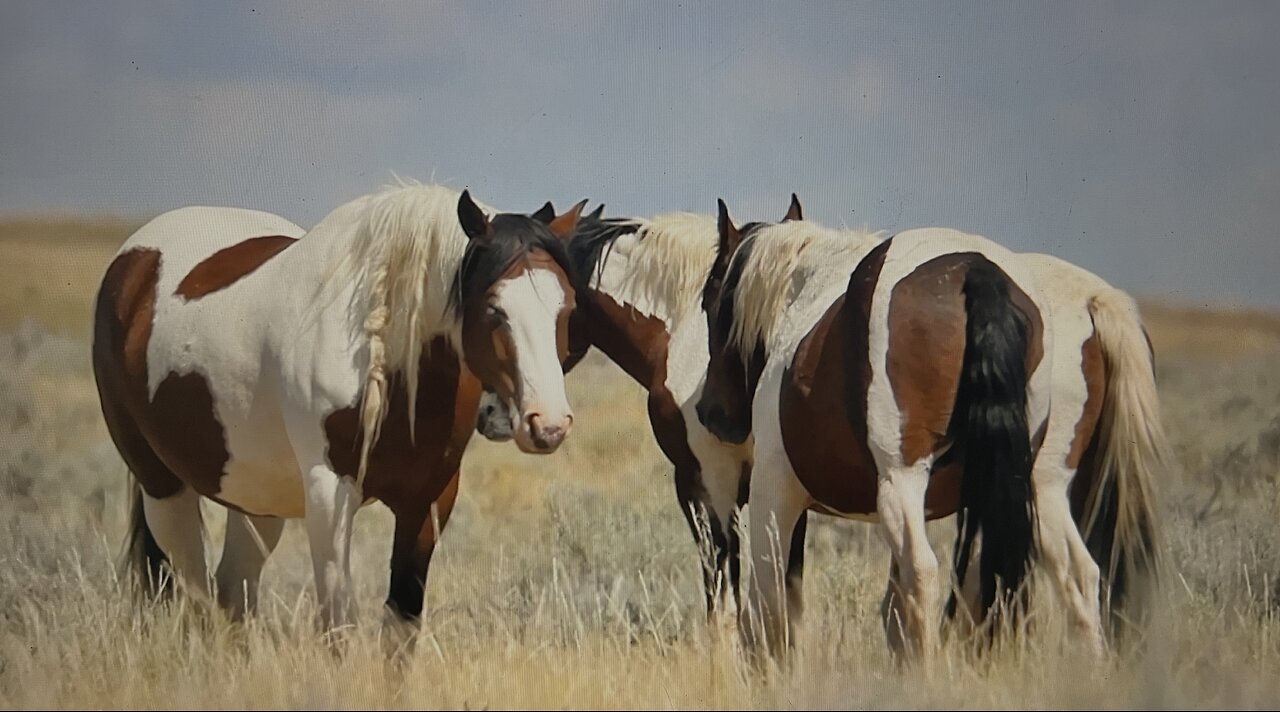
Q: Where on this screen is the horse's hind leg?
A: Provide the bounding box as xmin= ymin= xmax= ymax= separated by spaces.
xmin=876 ymin=457 xmax=939 ymax=662
xmin=1035 ymin=464 xmax=1105 ymax=655
xmin=141 ymin=487 xmax=210 ymax=597
xmin=215 ymin=511 xmax=285 ymax=620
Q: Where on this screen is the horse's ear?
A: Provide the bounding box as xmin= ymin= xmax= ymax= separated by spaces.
xmin=783 ymin=192 xmax=803 ymax=222
xmin=458 ymin=190 xmax=493 ymax=240
xmin=716 ymin=198 xmax=742 ymax=258
xmin=549 ymin=198 xmax=589 ymax=241
xmin=588 ymin=204 xmax=606 ymax=221
xmin=532 ymin=201 xmax=556 ymax=224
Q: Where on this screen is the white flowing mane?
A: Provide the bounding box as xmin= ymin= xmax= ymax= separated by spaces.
xmin=320 ymin=180 xmax=495 ymax=485
xmin=600 ymin=212 xmax=719 ymax=320
xmin=730 ymin=220 xmax=884 ymax=354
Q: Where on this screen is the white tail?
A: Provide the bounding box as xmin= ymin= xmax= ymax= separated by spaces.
xmin=1081 ymin=288 xmax=1171 ymax=629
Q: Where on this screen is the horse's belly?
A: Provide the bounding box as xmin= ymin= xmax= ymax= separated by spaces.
xmin=216 ymin=454 xmax=306 ymax=518
xmin=798 ymin=458 xmax=962 ymax=519
xmin=213 ymin=387 xmax=307 ymax=518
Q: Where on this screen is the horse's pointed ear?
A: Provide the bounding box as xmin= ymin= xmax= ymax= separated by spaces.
xmin=532 ymin=201 xmax=556 ymax=224
xmin=784 ymin=192 xmax=803 ymax=222
xmin=717 ymin=198 xmax=742 ymax=257
xmin=588 ymin=203 xmax=606 ymax=221
xmin=549 ymin=198 xmax=589 ymax=241
xmin=458 ymin=190 xmax=492 ymax=240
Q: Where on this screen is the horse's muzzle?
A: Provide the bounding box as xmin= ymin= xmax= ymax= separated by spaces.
xmin=696 ymin=402 xmax=750 ymax=445
xmin=516 ymin=411 xmax=573 ymax=453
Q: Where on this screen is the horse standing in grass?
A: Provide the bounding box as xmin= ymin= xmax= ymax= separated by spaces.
xmin=92 ymin=183 xmax=581 ymax=630
xmin=698 ymin=198 xmax=1169 ymax=660
xmin=697 ymin=200 xmax=1052 ymax=660
xmin=475 ymin=199 xmax=802 ymax=622
xmin=1003 ymin=252 xmax=1167 ymax=646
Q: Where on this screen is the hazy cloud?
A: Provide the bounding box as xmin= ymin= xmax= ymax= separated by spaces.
xmin=1 ymin=1 xmax=1277 ymax=307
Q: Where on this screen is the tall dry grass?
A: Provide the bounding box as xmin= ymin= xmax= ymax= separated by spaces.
xmin=1 ymin=219 xmax=1279 ymax=708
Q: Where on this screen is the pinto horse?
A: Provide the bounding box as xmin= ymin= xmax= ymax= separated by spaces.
xmin=697 ymin=200 xmax=1052 ymax=659
xmin=477 ymin=205 xmax=751 ymax=619
xmin=474 ymin=199 xmax=808 ymax=622
xmin=1005 ymin=252 xmax=1167 ymax=646
xmin=92 ymin=183 xmax=581 ymax=630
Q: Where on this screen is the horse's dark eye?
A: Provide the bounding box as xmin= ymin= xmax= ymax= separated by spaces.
xmin=486 ymin=305 xmax=507 ymax=320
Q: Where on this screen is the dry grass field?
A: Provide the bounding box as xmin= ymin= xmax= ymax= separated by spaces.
xmin=1 ymin=217 xmax=1279 ymax=708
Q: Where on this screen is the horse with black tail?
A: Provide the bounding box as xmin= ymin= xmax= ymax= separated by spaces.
xmin=697 ymin=199 xmax=1051 ymax=662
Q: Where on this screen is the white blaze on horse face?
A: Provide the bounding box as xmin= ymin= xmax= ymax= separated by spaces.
xmin=493 ymin=268 xmax=574 ymax=453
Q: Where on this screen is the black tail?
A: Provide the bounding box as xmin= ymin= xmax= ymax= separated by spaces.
xmin=945 ymin=258 xmax=1037 ymax=632
xmin=121 ymin=479 xmax=173 ymax=599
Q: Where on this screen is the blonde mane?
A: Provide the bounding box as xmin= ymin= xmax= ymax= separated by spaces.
xmin=730 ymin=221 xmax=884 ymax=354
xmin=600 ymin=212 xmax=719 ymax=319
xmin=322 ymin=180 xmax=493 ymax=486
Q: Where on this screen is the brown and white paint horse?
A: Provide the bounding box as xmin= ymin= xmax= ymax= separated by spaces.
xmin=1008 ymin=252 xmax=1167 ymax=646
xmin=477 ymin=204 xmax=766 ymax=621
xmin=92 ymin=183 xmax=581 ymax=630
xmin=697 ymin=200 xmax=1052 ymax=660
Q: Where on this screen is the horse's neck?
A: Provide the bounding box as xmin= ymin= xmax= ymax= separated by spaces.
xmin=583 ymin=285 xmax=672 ymax=389
xmin=264 ymin=218 xmax=364 ymax=323
xmin=586 ymin=244 xmax=699 ymax=391
xmin=590 ymin=234 xmax=696 ymax=331
xmin=264 ymin=213 xmax=460 ymax=366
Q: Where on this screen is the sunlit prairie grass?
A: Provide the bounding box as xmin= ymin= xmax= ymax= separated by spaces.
xmin=2 ymin=219 xmax=1280 ymax=708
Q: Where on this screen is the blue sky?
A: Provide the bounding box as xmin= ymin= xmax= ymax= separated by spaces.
xmin=2 ymin=2 xmax=1278 ymax=307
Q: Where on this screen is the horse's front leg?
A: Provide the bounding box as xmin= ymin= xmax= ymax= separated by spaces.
xmin=675 ymin=398 xmax=751 ymax=629
xmin=385 ymin=471 xmax=460 ymax=621
xmin=671 ymin=465 xmax=732 ymax=618
xmin=302 ymin=463 xmax=361 ymax=634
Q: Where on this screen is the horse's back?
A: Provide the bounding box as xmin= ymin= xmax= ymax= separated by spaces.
xmin=882 ymin=228 xmax=1047 ymax=307
xmin=115 ymin=206 xmax=305 ymax=290
xmin=100 ymin=206 xmax=307 ymax=395
xmin=1022 ymin=253 xmax=1110 ymax=303
xmin=887 ymin=228 xmax=1051 ymax=380
xmin=120 ymin=206 xmax=305 ymax=249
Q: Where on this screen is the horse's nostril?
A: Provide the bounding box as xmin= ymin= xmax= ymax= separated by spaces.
xmin=533 ymin=425 xmax=562 ymax=451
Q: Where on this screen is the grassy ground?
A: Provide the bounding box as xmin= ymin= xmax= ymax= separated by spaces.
xmin=1 ymin=218 xmax=1278 ymax=708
